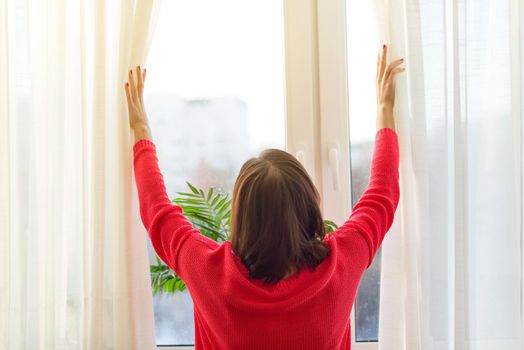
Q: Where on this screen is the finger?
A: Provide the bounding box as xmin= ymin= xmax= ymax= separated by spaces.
xmin=128 ymin=68 xmax=135 ymax=88
xmin=141 ymin=68 xmax=147 ymax=103
xmin=390 ymin=66 xmax=406 ymax=76
xmin=385 ymin=58 xmax=405 ymax=80
xmin=128 ymin=69 xmax=139 ymax=103
xmin=378 ymin=44 xmax=387 ymax=80
xmin=136 ymin=65 xmax=144 ymax=97
xmin=376 ymin=47 xmax=381 ymax=80
xmin=124 ymin=82 xmax=133 ymax=108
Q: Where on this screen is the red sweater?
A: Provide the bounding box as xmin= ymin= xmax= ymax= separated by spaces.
xmin=133 ymin=127 xmax=400 ymax=350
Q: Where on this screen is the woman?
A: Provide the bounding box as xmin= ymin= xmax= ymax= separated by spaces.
xmin=124 ymin=44 xmax=404 ymax=349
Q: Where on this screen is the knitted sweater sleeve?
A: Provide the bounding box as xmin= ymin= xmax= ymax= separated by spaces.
xmin=333 ymin=127 xmax=400 ymax=268
xmin=133 ymin=139 xmax=219 ymax=280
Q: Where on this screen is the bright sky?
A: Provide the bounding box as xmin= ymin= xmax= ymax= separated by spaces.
xmin=145 ymin=0 xmax=379 ymax=148
xmin=346 ymin=0 xmax=381 ymax=143
xmin=145 ymin=0 xmax=286 ymax=152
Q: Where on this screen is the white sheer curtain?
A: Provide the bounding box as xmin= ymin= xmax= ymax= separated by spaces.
xmin=373 ymin=0 xmax=523 ymax=349
xmin=0 ymin=0 xmax=161 ymax=348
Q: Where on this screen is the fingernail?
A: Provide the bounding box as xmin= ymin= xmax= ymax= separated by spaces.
xmin=400 ymin=58 xmax=404 ymax=61
xmin=130 ymin=70 xmax=132 ymax=74
xmin=383 ymin=44 xmax=386 ymax=48
xmin=125 ymin=82 xmax=129 ymax=86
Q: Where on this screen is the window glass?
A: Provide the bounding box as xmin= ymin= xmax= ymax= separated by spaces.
xmin=143 ymin=0 xmax=285 ymax=345
xmin=346 ymin=0 xmax=382 ymax=342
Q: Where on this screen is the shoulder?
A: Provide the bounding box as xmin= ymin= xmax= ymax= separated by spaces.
xmin=323 ymin=229 xmax=370 ymax=272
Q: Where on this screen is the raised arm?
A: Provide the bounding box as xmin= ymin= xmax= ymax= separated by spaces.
xmin=132 ymin=139 xmax=199 ymax=273
xmin=125 ymin=66 xmax=218 ymax=279
xmin=333 ymin=44 xmax=403 ymax=268
xmin=335 ymin=127 xmax=400 ymax=268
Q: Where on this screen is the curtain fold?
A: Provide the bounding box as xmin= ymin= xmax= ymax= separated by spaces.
xmin=0 ymin=0 xmax=162 ymax=348
xmin=373 ymin=0 xmax=523 ymax=349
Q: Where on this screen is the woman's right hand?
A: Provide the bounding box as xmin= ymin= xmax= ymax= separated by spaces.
xmin=376 ymin=44 xmax=405 ymax=109
xmin=375 ymin=44 xmax=405 ymax=131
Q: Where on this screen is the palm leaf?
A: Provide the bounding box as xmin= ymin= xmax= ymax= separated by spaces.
xmin=324 ymin=219 xmax=338 ymax=233
xmin=150 ymin=181 xmax=337 ymax=296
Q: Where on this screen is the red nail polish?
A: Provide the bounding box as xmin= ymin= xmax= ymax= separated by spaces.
xmin=383 ymin=44 xmax=386 ymax=48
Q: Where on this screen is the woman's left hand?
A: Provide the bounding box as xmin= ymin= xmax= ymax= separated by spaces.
xmin=125 ymin=65 xmax=152 ymax=141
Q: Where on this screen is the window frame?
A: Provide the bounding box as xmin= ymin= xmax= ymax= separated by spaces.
xmin=156 ymin=0 xmax=377 ymax=348
xmin=316 ymin=0 xmax=380 ymax=348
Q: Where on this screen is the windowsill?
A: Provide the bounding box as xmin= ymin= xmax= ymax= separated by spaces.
xmin=157 ymin=344 xmax=377 ymax=349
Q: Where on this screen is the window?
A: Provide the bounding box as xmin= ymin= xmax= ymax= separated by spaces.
xmin=144 ymin=0 xmax=383 ymax=348
xmin=316 ymin=0 xmax=382 ymax=347
xmin=144 ymin=0 xmax=285 ymax=346
xmin=346 ymin=0 xmax=382 ymax=342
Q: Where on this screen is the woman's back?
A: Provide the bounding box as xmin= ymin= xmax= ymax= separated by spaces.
xmin=132 ymin=127 xmax=399 ymax=350
xmin=180 ymin=235 xmax=362 ymax=349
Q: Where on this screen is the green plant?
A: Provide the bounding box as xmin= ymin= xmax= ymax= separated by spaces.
xmin=150 ymin=181 xmax=338 ymax=295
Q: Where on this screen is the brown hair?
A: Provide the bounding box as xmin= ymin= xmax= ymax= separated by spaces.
xmin=230 ymin=148 xmax=329 ymax=286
